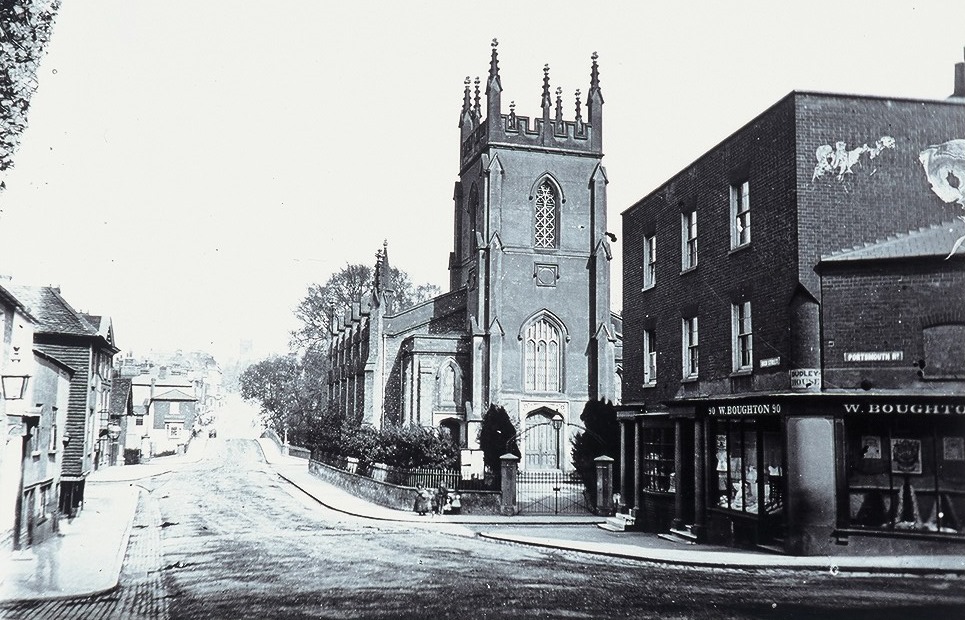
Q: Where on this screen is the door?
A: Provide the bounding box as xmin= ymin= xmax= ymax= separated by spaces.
xmin=524 ymin=411 xmax=561 ymax=470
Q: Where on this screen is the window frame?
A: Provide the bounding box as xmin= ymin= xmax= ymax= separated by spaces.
xmin=730 ymin=180 xmax=751 ymax=249
xmin=732 ymin=301 xmax=753 ymax=373
xmin=681 ymin=210 xmax=698 ymax=271
xmin=643 ymin=329 xmax=657 ymax=387
xmin=682 ymin=316 xmax=699 ymax=380
xmin=523 ymin=317 xmax=563 ymax=393
xmin=643 ymin=234 xmax=657 ymax=290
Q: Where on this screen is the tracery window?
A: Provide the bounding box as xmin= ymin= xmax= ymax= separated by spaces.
xmin=534 ymin=181 xmax=558 ymax=249
xmin=524 ymin=318 xmax=562 ymax=392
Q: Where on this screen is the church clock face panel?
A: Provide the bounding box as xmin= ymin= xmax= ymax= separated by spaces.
xmin=534 ymin=263 xmax=559 ymax=287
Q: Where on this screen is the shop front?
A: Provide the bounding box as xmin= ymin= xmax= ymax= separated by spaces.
xmin=834 ymin=398 xmax=965 ymax=555
xmin=697 ymin=402 xmax=787 ymax=549
xmin=616 ymin=407 xmax=694 ymax=535
xmin=621 ymin=395 xmax=965 ymax=556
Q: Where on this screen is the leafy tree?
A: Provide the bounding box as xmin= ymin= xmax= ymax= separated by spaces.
xmin=477 ymin=404 xmax=520 ymax=481
xmin=291 ymin=263 xmax=441 ymax=353
xmin=1 ymin=0 xmax=62 ymax=189
xmin=239 ymin=354 xmax=340 ymax=448
xmin=571 ymin=399 xmax=620 ymax=506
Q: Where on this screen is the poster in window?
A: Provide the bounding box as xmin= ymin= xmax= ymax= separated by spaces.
xmin=860 ymin=435 xmax=881 ymax=459
xmin=943 ymin=437 xmax=965 ymax=461
xmin=890 ymin=438 xmax=922 ymax=475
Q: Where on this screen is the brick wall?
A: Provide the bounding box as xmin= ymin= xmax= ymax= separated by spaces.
xmin=622 ymin=92 xmax=965 ymax=406
xmin=795 ymin=93 xmax=964 ymax=295
xmin=622 ymin=97 xmax=798 ymax=404
xmin=820 ymin=258 xmax=965 ymax=390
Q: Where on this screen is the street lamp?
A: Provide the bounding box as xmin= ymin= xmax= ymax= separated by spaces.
xmin=552 ymin=413 xmax=564 ymax=469
xmin=1 ymin=373 xmax=31 ymax=400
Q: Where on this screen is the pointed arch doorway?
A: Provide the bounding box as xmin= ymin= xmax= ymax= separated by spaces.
xmin=523 ymin=407 xmax=564 ymax=470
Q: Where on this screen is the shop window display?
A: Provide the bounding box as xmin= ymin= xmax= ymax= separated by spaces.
xmin=711 ymin=418 xmax=783 ymax=515
xmin=846 ymin=417 xmax=965 ymax=535
xmin=641 ymin=427 xmax=675 ymax=493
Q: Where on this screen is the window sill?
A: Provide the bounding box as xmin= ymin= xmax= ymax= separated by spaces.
xmin=681 ymin=377 xmax=698 ymax=384
xmin=31 ymin=450 xmax=41 ymax=459
xmin=642 ymin=285 xmax=655 ymax=292
xmin=730 ymin=369 xmax=753 ymax=378
xmin=679 ymin=266 xmax=698 ymax=276
xmin=728 ymin=243 xmax=752 ymax=256
xmin=641 ymin=382 xmax=657 ymax=389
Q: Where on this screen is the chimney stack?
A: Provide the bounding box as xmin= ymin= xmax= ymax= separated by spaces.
xmin=953 ymin=47 xmax=965 ymax=99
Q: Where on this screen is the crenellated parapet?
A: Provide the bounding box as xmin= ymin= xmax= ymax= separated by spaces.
xmin=459 ymin=40 xmax=603 ymax=169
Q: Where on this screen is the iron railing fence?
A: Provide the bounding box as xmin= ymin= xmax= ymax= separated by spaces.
xmin=310 ymin=450 xmax=497 ymax=491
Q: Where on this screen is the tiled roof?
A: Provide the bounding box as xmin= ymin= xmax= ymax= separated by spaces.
xmin=821 ymin=220 xmax=965 ymax=262
xmin=4 ymin=284 xmax=97 ymax=336
xmin=110 ymin=377 xmax=133 ymax=415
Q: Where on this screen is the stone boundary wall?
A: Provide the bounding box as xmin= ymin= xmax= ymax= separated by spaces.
xmin=308 ymin=459 xmax=501 ymax=515
xmin=288 ymin=445 xmax=311 ymax=460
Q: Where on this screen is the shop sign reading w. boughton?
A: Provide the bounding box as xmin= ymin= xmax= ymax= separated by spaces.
xmin=843 ymin=402 xmax=965 ymax=415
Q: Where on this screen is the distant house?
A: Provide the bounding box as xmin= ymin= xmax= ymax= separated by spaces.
xmin=5 ymin=285 xmax=118 ymax=516
xmin=131 ymin=370 xmax=198 ymax=457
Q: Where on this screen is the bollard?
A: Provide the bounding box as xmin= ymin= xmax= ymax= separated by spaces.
xmin=500 ymin=453 xmax=520 ymax=516
xmin=595 ymin=455 xmax=614 ymax=516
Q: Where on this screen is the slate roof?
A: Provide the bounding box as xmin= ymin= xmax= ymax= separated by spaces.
xmin=821 ymin=220 xmax=965 ymax=262
xmin=0 ymin=282 xmax=38 ymax=322
xmin=4 ymin=284 xmax=98 ymax=336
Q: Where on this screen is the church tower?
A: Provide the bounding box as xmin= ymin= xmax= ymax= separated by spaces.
xmin=451 ymin=41 xmax=617 ymax=468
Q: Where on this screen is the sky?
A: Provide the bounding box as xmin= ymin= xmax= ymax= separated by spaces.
xmin=0 ymin=1 xmax=962 ymax=364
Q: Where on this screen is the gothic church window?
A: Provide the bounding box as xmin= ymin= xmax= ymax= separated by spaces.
xmin=524 ymin=317 xmax=562 ymax=392
xmin=534 ymin=181 xmax=558 ymax=249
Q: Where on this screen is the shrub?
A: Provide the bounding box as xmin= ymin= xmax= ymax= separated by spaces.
xmin=123 ymin=448 xmax=141 ymax=465
xmin=477 ymin=404 xmax=519 ymax=482
xmin=334 ymin=424 xmax=459 ymax=470
xmin=571 ymin=399 xmax=619 ymax=506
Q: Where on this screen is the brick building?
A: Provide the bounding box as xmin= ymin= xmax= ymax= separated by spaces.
xmin=328 ymin=41 xmax=622 ymax=472
xmin=619 ymin=56 xmax=964 ymax=555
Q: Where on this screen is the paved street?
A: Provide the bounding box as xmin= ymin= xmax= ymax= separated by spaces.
xmin=3 ymin=436 xmax=965 ymax=619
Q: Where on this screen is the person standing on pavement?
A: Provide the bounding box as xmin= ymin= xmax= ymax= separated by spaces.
xmin=434 ymin=485 xmax=449 ymax=516
xmin=414 ymin=483 xmax=431 ymax=516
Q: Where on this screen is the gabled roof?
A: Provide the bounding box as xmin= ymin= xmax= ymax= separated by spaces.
xmin=110 ymin=377 xmax=134 ymax=415
xmin=820 ymin=220 xmax=965 ymax=263
xmin=151 ymin=388 xmax=196 ymax=402
xmin=5 ymin=284 xmax=120 ymax=352
xmin=81 ymin=313 xmax=115 ymax=346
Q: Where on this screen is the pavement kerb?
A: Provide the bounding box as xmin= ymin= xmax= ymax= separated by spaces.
xmin=477 ymin=532 xmax=965 ymax=575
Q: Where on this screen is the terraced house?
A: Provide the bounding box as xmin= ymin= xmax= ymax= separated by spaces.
xmin=6 ymin=285 xmax=118 ymax=516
